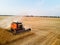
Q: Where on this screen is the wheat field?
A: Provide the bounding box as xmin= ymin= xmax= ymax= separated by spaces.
xmin=0 ymin=16 xmax=60 ymax=45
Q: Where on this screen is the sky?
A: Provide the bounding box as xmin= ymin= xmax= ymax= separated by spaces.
xmin=0 ymin=0 xmax=60 ymax=16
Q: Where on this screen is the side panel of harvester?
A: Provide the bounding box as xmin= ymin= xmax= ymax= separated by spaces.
xmin=11 ymin=22 xmax=17 ymax=30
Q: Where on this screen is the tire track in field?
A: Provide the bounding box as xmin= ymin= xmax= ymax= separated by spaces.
xmin=22 ymin=32 xmax=56 ymax=45
xmin=41 ymin=33 xmax=57 ymax=45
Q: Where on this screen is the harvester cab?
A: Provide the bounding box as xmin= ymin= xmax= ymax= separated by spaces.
xmin=10 ymin=22 xmax=31 ymax=34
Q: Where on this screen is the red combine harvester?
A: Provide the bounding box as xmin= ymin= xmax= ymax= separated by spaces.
xmin=10 ymin=22 xmax=31 ymax=34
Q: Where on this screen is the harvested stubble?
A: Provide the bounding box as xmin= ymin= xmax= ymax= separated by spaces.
xmin=0 ymin=28 xmax=33 ymax=45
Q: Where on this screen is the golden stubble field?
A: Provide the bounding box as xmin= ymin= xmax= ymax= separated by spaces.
xmin=22 ymin=17 xmax=60 ymax=33
xmin=0 ymin=16 xmax=60 ymax=45
xmin=22 ymin=17 xmax=60 ymax=45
